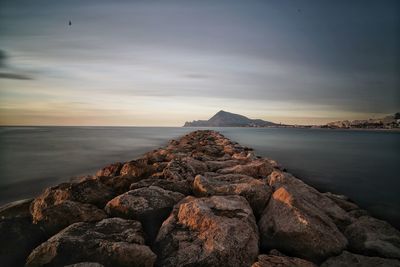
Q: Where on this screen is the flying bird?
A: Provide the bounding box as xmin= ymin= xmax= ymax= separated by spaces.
xmin=68 ymin=20 xmax=72 ymax=26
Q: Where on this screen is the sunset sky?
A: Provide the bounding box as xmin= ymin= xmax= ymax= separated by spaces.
xmin=0 ymin=0 xmax=399 ymax=126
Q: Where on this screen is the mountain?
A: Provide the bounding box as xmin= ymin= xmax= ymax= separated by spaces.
xmin=325 ymin=112 xmax=400 ymax=129
xmin=183 ymin=110 xmax=279 ymax=127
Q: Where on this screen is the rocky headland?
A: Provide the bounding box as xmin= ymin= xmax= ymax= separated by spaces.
xmin=1 ymin=130 xmax=400 ymax=267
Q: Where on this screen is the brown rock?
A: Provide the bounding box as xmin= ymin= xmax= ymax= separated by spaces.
xmin=267 ymin=171 xmax=351 ymax=228
xmin=252 ymin=254 xmax=317 ymax=267
xmin=64 ymin=263 xmax=105 ymax=267
xmin=0 ymin=198 xmax=33 ymax=219
xmin=205 ymin=160 xmax=239 ymax=172
xmin=130 ymin=178 xmax=192 ymax=195
xmin=321 ymin=251 xmax=400 ymax=267
xmin=193 ymin=174 xmax=272 ymax=216
xmin=218 ymin=159 xmax=274 ymax=178
xmin=344 ymin=215 xmax=400 ymax=259
xmin=32 ymin=200 xmax=107 ymax=235
xmin=119 ymin=159 xmax=154 ymax=179
xmin=97 ymin=175 xmax=137 ymax=194
xmin=0 ymin=216 xmax=46 ymax=267
xmin=323 ymin=192 xmax=359 ymax=212
xmin=95 ymin=162 xmax=123 ymax=177
xmin=105 ymin=186 xmax=185 ymax=242
xmin=259 ymin=185 xmax=348 ymax=262
xmin=154 ymin=195 xmax=259 ymax=267
xmin=26 ymin=218 xmax=156 ymax=267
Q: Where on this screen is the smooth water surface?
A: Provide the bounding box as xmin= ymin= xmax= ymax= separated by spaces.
xmin=0 ymin=126 xmax=399 ymax=227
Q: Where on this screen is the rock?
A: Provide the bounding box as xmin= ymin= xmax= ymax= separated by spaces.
xmin=252 ymin=254 xmax=317 ymax=267
xmin=31 ymin=179 xmax=115 ymax=209
xmin=344 ymin=215 xmax=400 ymax=259
xmin=0 ymin=198 xmax=33 ymax=219
xmin=267 ymin=171 xmax=351 ymax=228
xmin=26 ymin=218 xmax=156 ymax=267
xmin=97 ymin=175 xmax=137 ymax=194
xmin=64 ymin=263 xmax=105 ymax=267
xmin=96 ymin=162 xmax=123 ymax=177
xmin=323 ymin=192 xmax=359 ymax=211
xmin=162 ymin=159 xmax=197 ymax=182
xmin=205 ymin=160 xmax=239 ymax=172
xmin=321 ymin=251 xmax=400 ymax=267
xmin=217 ymin=159 xmax=274 ymax=178
xmin=0 ymin=216 xmax=46 ymax=267
xmin=259 ymin=185 xmax=348 ymax=263
xmin=348 ymin=209 xmax=369 ymax=218
xmin=105 ymin=186 xmax=185 ymax=242
xmin=193 ymin=174 xmax=272 ymax=216
xmin=130 ymin=178 xmax=192 ymax=195
xmin=31 ymin=200 xmax=107 ymax=235
xmin=119 ymin=159 xmax=154 ymax=179
xmin=154 ymin=195 xmax=259 ymax=267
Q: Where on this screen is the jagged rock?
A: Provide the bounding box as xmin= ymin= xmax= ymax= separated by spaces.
xmin=26 ymin=218 xmax=156 ymax=267
xmin=259 ymin=185 xmax=348 ymax=262
xmin=0 ymin=198 xmax=33 ymax=219
xmin=162 ymin=159 xmax=197 ymax=182
xmin=31 ymin=200 xmax=107 ymax=235
xmin=321 ymin=251 xmax=400 ymax=267
xmin=64 ymin=263 xmax=105 ymax=267
xmin=252 ymin=254 xmax=317 ymax=267
xmin=154 ymin=195 xmax=259 ymax=267
xmin=31 ymin=179 xmax=115 ymax=210
xmin=0 ymin=216 xmax=46 ymax=267
xmin=217 ymin=159 xmax=274 ymax=178
xmin=105 ymin=186 xmax=185 ymax=241
xmin=193 ymin=174 xmax=271 ymax=216
xmin=96 ymin=162 xmax=123 ymax=177
xmin=119 ymin=159 xmax=154 ymax=179
xmin=267 ymin=170 xmax=351 ymax=228
xmin=344 ymin=216 xmax=400 ymax=259
xmin=130 ymin=178 xmax=192 ymax=195
xmin=97 ymin=175 xmax=137 ymax=194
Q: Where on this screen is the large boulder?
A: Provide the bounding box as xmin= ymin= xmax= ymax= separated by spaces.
xmin=32 ymin=199 xmax=107 ymax=235
xmin=105 ymin=186 xmax=184 ymax=242
xmin=344 ymin=216 xmax=400 ymax=259
xmin=252 ymin=254 xmax=317 ymax=267
xmin=154 ymin=195 xmax=259 ymax=267
xmin=259 ymin=185 xmax=348 ymax=263
xmin=267 ymin=171 xmax=351 ymax=228
xmin=193 ymin=174 xmax=271 ymax=216
xmin=25 ymin=218 xmax=156 ymax=267
xmin=96 ymin=162 xmax=123 ymax=177
xmin=0 ymin=198 xmax=33 ymax=219
xmin=0 ymin=217 xmax=46 ymax=267
xmin=217 ymin=159 xmax=274 ymax=178
xmin=321 ymin=251 xmax=400 ymax=267
xmin=323 ymin=192 xmax=359 ymax=212
xmin=119 ymin=159 xmax=154 ymax=179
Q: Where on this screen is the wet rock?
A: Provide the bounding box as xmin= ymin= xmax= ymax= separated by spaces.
xmin=0 ymin=198 xmax=33 ymax=219
xmin=130 ymin=178 xmax=192 ymax=195
xmin=26 ymin=218 xmax=156 ymax=267
xmin=267 ymin=170 xmax=351 ymax=228
xmin=105 ymin=186 xmax=185 ymax=242
xmin=344 ymin=215 xmax=400 ymax=259
xmin=96 ymin=162 xmax=123 ymax=177
xmin=0 ymin=216 xmax=46 ymax=267
xmin=154 ymin=195 xmax=259 ymax=267
xmin=217 ymin=159 xmax=274 ymax=178
xmin=321 ymin=250 xmax=400 ymax=267
xmin=193 ymin=174 xmax=272 ymax=216
xmin=259 ymin=185 xmax=348 ymax=263
xmin=252 ymin=254 xmax=317 ymax=267
xmin=31 ymin=200 xmax=107 ymax=235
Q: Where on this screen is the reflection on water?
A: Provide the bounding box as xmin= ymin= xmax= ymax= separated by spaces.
xmin=0 ymin=126 xmax=399 ymax=227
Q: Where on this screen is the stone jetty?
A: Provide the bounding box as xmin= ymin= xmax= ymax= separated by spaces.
xmin=1 ymin=130 xmax=399 ymax=266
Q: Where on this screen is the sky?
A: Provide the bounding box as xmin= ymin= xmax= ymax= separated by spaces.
xmin=0 ymin=0 xmax=399 ymax=126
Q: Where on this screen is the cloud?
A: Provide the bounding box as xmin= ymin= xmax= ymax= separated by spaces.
xmin=0 ymin=49 xmax=34 ymax=80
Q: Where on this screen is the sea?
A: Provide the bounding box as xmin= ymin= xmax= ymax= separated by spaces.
xmin=0 ymin=126 xmax=399 ymax=228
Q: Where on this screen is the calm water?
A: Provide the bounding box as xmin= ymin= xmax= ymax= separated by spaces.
xmin=0 ymin=127 xmax=399 ymax=228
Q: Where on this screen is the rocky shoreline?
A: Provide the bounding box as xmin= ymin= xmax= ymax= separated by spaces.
xmin=1 ymin=130 xmax=400 ymax=267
